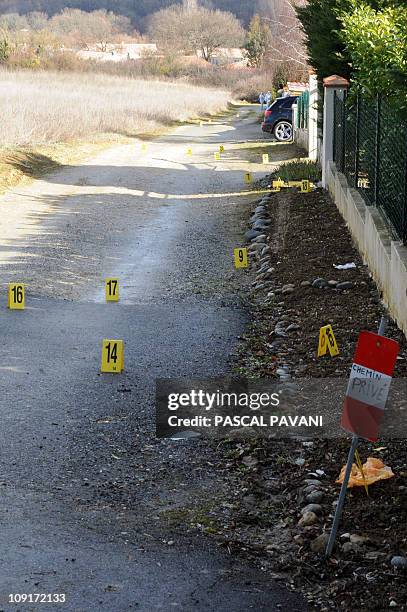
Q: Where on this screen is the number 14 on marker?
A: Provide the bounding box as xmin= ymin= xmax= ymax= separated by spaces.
xmin=101 ymin=339 xmax=124 ymax=373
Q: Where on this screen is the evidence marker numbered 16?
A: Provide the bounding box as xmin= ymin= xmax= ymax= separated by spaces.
xmin=234 ymin=247 xmax=248 ymax=269
xmin=105 ymin=278 xmax=119 ymax=302
xmin=8 ymin=283 xmax=25 ymax=310
xmin=101 ymin=339 xmax=124 ymax=373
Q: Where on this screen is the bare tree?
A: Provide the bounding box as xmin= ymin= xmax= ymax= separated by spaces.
xmin=50 ymin=9 xmax=132 ymax=51
xmin=255 ymin=0 xmax=308 ymax=77
xmin=148 ymin=4 xmax=245 ymax=61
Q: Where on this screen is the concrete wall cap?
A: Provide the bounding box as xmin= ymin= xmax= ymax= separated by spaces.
xmin=323 ymin=75 xmax=350 ymax=88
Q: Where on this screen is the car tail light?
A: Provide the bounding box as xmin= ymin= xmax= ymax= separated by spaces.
xmin=264 ymin=109 xmax=272 ymax=118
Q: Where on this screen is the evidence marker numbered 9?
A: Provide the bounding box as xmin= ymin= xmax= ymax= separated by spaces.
xmin=101 ymin=339 xmax=124 ymax=373
xmin=8 ymin=283 xmax=25 ymax=310
xmin=234 ymin=247 xmax=248 ymax=269
xmin=105 ymin=278 xmax=119 ymax=302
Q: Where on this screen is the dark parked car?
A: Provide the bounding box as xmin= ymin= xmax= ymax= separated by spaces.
xmin=261 ymin=96 xmax=298 ymax=141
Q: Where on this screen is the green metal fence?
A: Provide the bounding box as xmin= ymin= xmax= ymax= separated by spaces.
xmin=333 ymin=92 xmax=407 ymax=243
xmin=297 ymin=90 xmax=309 ymax=129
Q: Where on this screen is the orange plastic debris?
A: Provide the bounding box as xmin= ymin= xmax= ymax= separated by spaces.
xmin=336 ymin=457 xmax=395 ymax=488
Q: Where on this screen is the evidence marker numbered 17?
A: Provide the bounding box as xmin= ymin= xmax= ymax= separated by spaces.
xmin=101 ymin=339 xmax=124 ymax=373
xmin=8 ymin=283 xmax=25 ymax=310
xmin=105 ymin=278 xmax=119 ymax=302
xmin=234 ymin=247 xmax=248 ymax=269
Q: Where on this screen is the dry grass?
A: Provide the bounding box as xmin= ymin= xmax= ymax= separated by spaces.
xmin=0 ymin=69 xmax=230 ymax=147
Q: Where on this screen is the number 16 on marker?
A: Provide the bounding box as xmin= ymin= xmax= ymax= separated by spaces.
xmin=234 ymin=248 xmax=248 ymax=269
xmin=105 ymin=278 xmax=119 ymax=302
xmin=101 ymin=339 xmax=124 ymax=373
xmin=8 ymin=283 xmax=25 ymax=309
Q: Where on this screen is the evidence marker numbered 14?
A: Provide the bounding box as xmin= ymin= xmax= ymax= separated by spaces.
xmin=234 ymin=247 xmax=248 ymax=269
xmin=105 ymin=278 xmax=119 ymax=302
xmin=8 ymin=283 xmax=25 ymax=310
xmin=101 ymin=339 xmax=124 ymax=373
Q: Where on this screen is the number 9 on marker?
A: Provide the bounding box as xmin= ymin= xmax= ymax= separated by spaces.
xmin=234 ymin=248 xmax=248 ymax=269
xmin=101 ymin=339 xmax=124 ymax=373
xmin=105 ymin=278 xmax=119 ymax=302
xmin=8 ymin=283 xmax=25 ymax=309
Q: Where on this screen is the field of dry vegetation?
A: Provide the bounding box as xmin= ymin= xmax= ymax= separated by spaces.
xmin=0 ymin=69 xmax=230 ymax=146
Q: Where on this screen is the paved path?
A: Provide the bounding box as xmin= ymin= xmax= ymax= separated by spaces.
xmin=0 ymin=108 xmax=306 ymax=611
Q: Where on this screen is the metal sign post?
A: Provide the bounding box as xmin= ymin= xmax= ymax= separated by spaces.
xmin=325 ymin=316 xmax=392 ymax=558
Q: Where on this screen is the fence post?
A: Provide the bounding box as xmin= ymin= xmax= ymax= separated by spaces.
xmin=308 ymin=73 xmax=318 ymax=161
xmin=322 ymin=75 xmax=350 ymax=188
xmin=404 ymin=129 xmax=407 ymax=244
xmin=354 ymin=93 xmax=360 ymax=188
xmin=340 ymin=91 xmax=346 ymax=172
xmin=374 ymin=94 xmax=381 ymax=206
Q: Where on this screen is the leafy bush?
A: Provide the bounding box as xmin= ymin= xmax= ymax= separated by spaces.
xmin=339 ymin=2 xmax=407 ymax=113
xmin=269 ymin=159 xmax=322 ymax=183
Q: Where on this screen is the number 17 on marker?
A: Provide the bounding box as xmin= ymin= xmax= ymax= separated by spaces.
xmin=105 ymin=278 xmax=119 ymax=302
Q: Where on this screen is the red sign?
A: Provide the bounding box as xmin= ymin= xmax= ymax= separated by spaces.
xmin=341 ymin=331 xmax=399 ymax=441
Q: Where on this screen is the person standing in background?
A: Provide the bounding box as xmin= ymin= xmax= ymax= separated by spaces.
xmin=259 ymin=92 xmax=265 ymax=109
xmin=276 ymin=83 xmax=285 ymax=97
xmin=282 ymin=85 xmax=290 ymax=98
xmin=265 ymin=91 xmax=272 ymax=107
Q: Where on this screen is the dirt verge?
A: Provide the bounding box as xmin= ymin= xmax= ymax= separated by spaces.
xmin=207 ymin=187 xmax=407 ymax=611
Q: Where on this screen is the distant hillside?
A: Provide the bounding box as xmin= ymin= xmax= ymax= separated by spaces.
xmin=0 ymin=0 xmax=257 ymax=26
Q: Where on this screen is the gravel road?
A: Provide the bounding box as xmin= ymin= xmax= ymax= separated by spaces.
xmin=0 ymin=108 xmax=306 ymax=611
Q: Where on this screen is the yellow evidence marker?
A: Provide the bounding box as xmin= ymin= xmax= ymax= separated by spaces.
xmin=101 ymin=339 xmax=124 ymax=373
xmin=244 ymin=172 xmax=253 ymax=184
xmin=234 ymin=248 xmax=248 ymax=269
xmin=105 ymin=278 xmax=119 ymax=302
xmin=141 ymin=142 xmax=148 ymax=153
xmin=273 ymin=178 xmax=287 ymax=189
xmin=262 ymin=154 xmax=269 ymax=164
xmin=186 ymin=147 xmax=193 ymax=157
xmin=214 ymin=152 xmax=221 ymax=161
xmin=219 ymin=145 xmax=225 ymax=153
xmin=288 ymin=181 xmax=303 ymax=188
xmin=8 ymin=283 xmax=25 ymax=310
xmin=301 ymin=179 xmax=311 ymax=193
xmin=317 ymin=324 xmax=339 ymax=357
